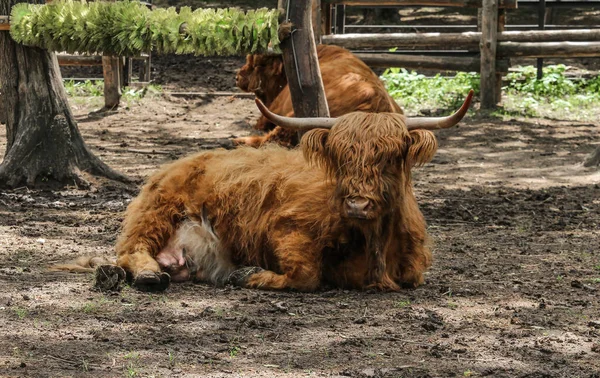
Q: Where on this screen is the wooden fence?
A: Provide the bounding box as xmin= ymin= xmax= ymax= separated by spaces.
xmin=319 ymin=0 xmax=600 ymax=108
xmin=4 ymin=1 xmax=600 ymax=108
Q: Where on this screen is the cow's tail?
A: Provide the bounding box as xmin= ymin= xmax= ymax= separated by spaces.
xmin=48 ymin=256 xmax=116 ymax=273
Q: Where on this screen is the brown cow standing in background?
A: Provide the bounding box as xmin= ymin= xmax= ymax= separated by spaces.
xmin=235 ymin=45 xmax=402 ymax=147
xmin=113 ymin=92 xmax=473 ymax=292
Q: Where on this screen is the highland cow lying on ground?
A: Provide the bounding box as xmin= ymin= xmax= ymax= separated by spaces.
xmin=235 ymin=44 xmax=402 ymax=147
xmin=111 ymin=91 xmax=473 ymax=292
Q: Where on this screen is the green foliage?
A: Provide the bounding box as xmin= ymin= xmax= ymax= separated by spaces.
xmin=64 ymin=80 xmax=162 ymax=103
xmin=505 ymin=64 xmax=579 ymax=98
xmin=229 ymin=345 xmax=240 ymax=358
xmin=502 ymin=65 xmax=600 ymax=118
xmin=64 ymin=80 xmax=104 ymax=97
xmin=394 ymin=300 xmax=411 ymax=308
xmin=381 ymin=64 xmax=600 ymax=119
xmin=10 ymin=0 xmax=280 ymax=56
xmin=13 ymin=307 xmax=28 ymax=319
xmin=380 ymin=68 xmax=479 ymax=110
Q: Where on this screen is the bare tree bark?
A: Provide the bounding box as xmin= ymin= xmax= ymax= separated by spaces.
xmin=0 ymin=0 xmax=130 ymax=188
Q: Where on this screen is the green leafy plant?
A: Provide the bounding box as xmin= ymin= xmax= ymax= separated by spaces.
xmin=380 ymin=68 xmax=479 ymax=110
xmin=505 ymin=64 xmax=578 ymax=98
xmin=394 ymin=300 xmax=411 ymax=308
xmin=229 ymin=345 xmax=240 ymax=358
xmin=381 ymin=64 xmax=600 ymax=119
xmin=10 ymin=0 xmax=280 ymax=56
xmin=14 ymin=307 xmax=28 ymax=319
xmin=64 ymin=80 xmax=104 ymax=97
xmin=123 ymin=351 xmax=140 ymax=377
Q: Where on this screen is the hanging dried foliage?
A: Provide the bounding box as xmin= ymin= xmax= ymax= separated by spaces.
xmin=10 ymin=0 xmax=280 ymax=56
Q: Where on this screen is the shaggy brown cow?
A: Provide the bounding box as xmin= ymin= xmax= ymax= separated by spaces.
xmin=235 ymin=44 xmax=402 ymax=147
xmin=115 ymin=91 xmax=473 ymax=292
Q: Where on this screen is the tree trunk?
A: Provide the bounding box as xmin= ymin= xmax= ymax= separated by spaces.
xmin=584 ymin=146 xmax=600 ymax=167
xmin=0 ymin=0 xmax=129 ymax=188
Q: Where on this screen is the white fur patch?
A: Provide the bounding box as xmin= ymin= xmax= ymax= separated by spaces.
xmin=173 ymin=218 xmax=236 ymax=285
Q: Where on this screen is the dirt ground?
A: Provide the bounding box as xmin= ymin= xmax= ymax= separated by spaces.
xmin=2 ymin=4 xmax=600 ymax=377
xmin=1 ymin=55 xmax=600 ymax=377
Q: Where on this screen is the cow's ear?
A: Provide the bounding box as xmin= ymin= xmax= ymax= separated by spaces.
xmin=301 ymin=128 xmax=330 ymax=166
xmin=406 ymin=130 xmax=437 ymax=168
xmin=273 ymin=58 xmax=284 ymax=75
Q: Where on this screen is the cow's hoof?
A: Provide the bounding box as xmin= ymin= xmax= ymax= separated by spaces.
xmin=227 ymin=266 xmax=264 ymax=287
xmin=232 ymin=136 xmax=250 ymax=146
xmin=94 ymin=265 xmax=126 ymax=292
xmin=232 ymin=136 xmax=262 ymax=148
xmin=134 ymin=270 xmax=171 ymax=292
xmin=400 ymin=281 xmax=419 ymax=289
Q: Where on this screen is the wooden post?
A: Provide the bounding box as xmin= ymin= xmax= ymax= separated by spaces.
xmin=102 ymin=55 xmax=121 ymax=109
xmin=279 ymin=0 xmax=330 ymax=139
xmin=335 ymin=4 xmax=346 ymax=34
xmin=495 ymin=8 xmax=505 ymax=104
xmin=123 ymin=58 xmax=133 ymax=87
xmin=480 ymin=0 xmax=498 ymax=109
xmin=537 ymin=0 xmax=546 ymax=79
xmin=321 ymin=2 xmax=332 ymax=36
xmin=140 ymin=53 xmax=152 ymax=82
xmin=312 ymin=0 xmax=322 ymax=43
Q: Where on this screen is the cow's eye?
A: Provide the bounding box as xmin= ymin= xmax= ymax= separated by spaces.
xmin=382 ymin=191 xmax=391 ymax=203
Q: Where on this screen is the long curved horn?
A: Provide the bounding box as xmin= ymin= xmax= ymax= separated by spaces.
xmin=406 ymin=89 xmax=474 ymax=130
xmin=255 ymin=98 xmax=337 ymax=131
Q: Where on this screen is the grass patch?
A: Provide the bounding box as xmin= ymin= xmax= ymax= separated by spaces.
xmin=123 ymin=351 xmax=140 ymax=377
xmin=64 ymin=80 xmax=104 ymax=97
xmin=229 ymin=345 xmax=240 ymax=358
xmin=122 ymin=84 xmax=163 ymax=103
xmin=380 ymin=64 xmax=600 ymax=119
xmin=381 ymin=68 xmax=478 ymax=111
xmin=80 ymin=297 xmax=109 ymax=314
xmin=63 ymin=80 xmax=162 ymax=103
xmin=13 ymin=307 xmax=28 ymax=319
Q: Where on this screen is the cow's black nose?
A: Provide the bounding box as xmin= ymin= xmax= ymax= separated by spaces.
xmin=344 ymin=197 xmax=372 ymax=218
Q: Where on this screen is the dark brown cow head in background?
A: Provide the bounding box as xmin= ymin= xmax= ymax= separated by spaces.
xmin=236 ymin=53 xmax=287 ymax=113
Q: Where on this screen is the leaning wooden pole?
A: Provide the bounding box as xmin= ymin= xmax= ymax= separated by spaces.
xmin=480 ymin=0 xmax=499 ymax=109
xmin=278 ymin=0 xmax=330 ymax=140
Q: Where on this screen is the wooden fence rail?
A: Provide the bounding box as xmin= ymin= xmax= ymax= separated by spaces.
xmin=322 ymin=29 xmax=600 ymax=49
xmin=6 ymin=2 xmax=600 ymax=108
xmin=322 ymin=0 xmax=518 ymax=7
xmin=322 ymin=0 xmax=600 ymax=107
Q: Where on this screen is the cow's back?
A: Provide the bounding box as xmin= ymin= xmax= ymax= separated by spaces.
xmin=187 ymin=146 xmax=338 ymax=268
xmin=269 ymin=45 xmax=402 ymax=120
